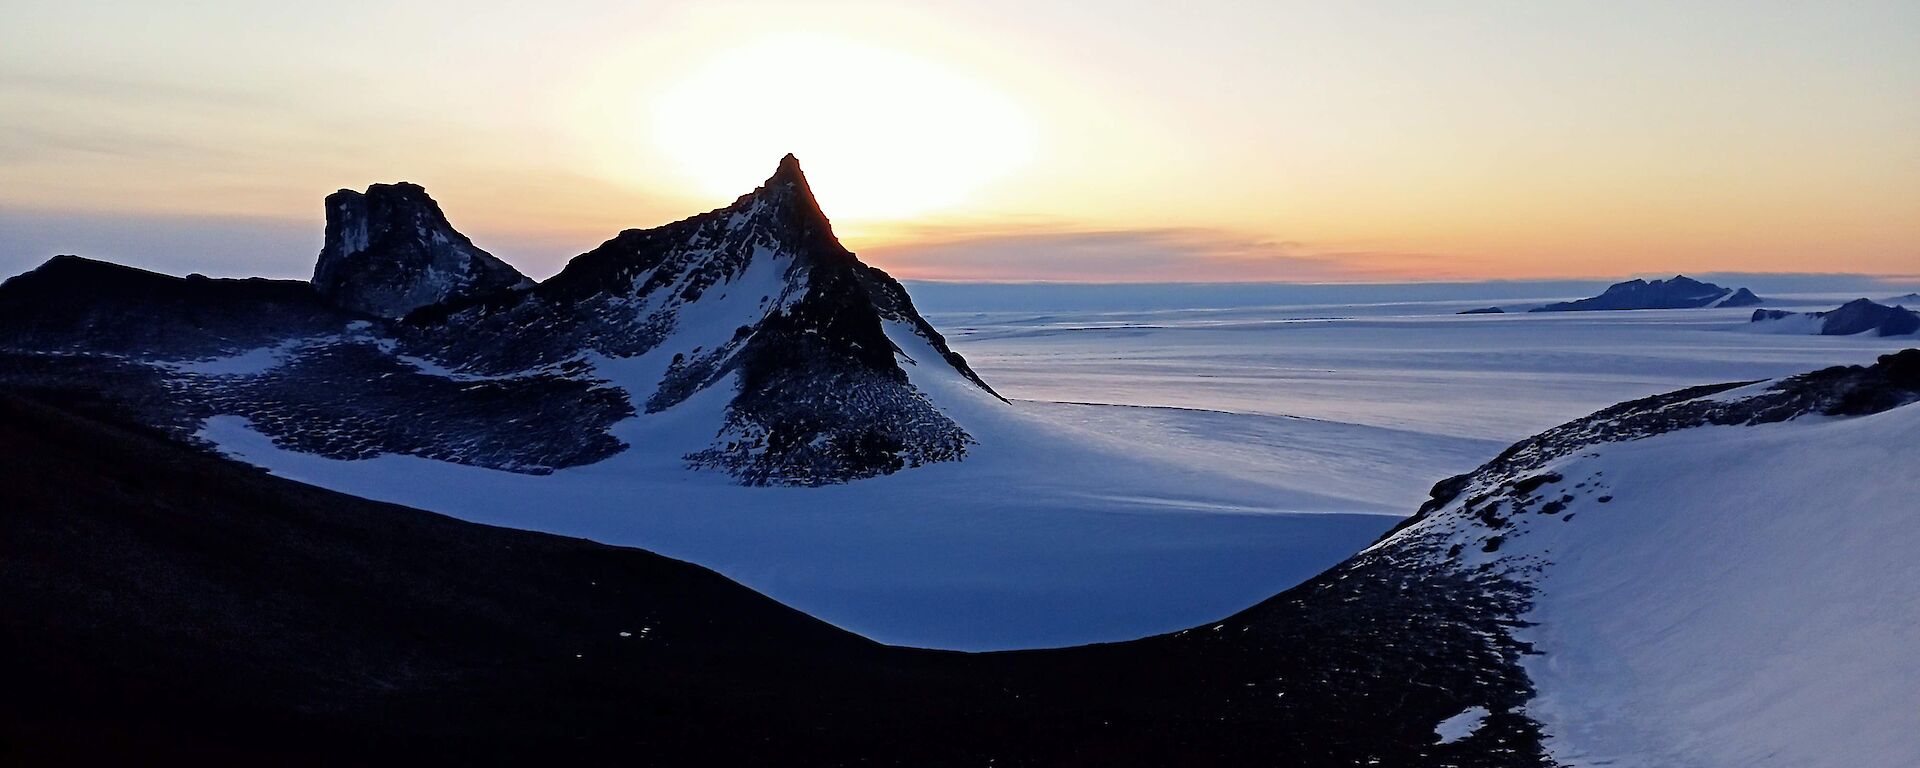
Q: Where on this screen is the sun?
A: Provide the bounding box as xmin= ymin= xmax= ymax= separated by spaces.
xmin=648 ymin=34 xmax=1037 ymax=222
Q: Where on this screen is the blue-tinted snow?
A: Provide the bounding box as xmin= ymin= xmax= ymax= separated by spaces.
xmin=199 ymin=295 xmax=1912 ymax=650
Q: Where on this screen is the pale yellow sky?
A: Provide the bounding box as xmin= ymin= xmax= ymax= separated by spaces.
xmin=1 ymin=1 xmax=1915 ymax=281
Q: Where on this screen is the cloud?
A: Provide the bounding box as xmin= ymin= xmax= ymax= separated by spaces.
xmin=0 ymin=70 xmax=296 ymax=164
xmin=860 ymin=224 xmax=1463 ymax=282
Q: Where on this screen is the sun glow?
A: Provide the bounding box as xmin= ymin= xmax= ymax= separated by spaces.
xmin=647 ymin=34 xmax=1037 ymax=223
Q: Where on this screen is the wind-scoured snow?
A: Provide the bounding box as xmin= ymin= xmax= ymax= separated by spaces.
xmin=1364 ymin=364 xmax=1920 ymax=767
xmin=1504 ymin=406 xmax=1920 ymax=767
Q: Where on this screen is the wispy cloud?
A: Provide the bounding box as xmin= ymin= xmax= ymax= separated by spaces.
xmin=860 ymin=223 xmax=1470 ymax=282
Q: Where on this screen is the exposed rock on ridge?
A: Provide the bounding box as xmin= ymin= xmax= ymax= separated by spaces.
xmin=313 ymin=182 xmax=531 ymax=318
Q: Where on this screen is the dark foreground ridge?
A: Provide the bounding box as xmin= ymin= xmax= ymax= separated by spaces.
xmin=0 ymin=390 xmax=1542 ymax=767
xmin=8 ymin=350 xmax=1917 ymax=764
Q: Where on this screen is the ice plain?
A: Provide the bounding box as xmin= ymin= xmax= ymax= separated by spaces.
xmin=202 ymin=288 xmax=1916 ymax=650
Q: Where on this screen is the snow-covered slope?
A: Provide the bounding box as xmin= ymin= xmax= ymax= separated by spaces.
xmin=195 ymin=382 xmax=1400 ymax=650
xmin=1365 ymin=349 xmax=1920 ymax=766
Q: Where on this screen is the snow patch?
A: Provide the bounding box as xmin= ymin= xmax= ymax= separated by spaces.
xmin=159 ymin=337 xmax=320 ymax=376
xmin=1434 ymin=706 xmax=1489 ymax=744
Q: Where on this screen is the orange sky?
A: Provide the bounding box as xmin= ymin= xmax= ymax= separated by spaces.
xmin=1 ymin=1 xmax=1916 ymax=282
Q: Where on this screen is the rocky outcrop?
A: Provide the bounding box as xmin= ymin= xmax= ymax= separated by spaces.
xmin=1751 ymin=299 xmax=1920 ymax=337
xmin=0 ymin=255 xmax=348 ymax=358
xmin=1531 ymin=275 xmax=1761 ymax=312
xmin=312 ymin=182 xmax=530 ymax=318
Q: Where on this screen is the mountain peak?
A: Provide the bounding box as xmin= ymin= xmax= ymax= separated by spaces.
xmin=397 ymin=156 xmax=996 ymax=484
xmin=752 ymin=153 xmax=811 ymax=199
xmin=1532 ymin=274 xmax=1762 ymax=312
xmin=669 ymin=154 xmax=840 ymax=263
xmin=313 ymin=181 xmax=530 ymax=319
xmin=759 ymin=153 xmax=823 ymax=211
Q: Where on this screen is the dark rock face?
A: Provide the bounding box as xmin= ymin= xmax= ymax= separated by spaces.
xmin=0 ymin=156 xmax=996 ymax=485
xmin=1751 ymin=298 xmax=1920 ymax=337
xmin=1531 ymin=275 xmax=1762 ymax=312
xmin=1458 ymin=306 xmax=1505 ymax=315
xmin=312 ymin=182 xmax=530 ymax=318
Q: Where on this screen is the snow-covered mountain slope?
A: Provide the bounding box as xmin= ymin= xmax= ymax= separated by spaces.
xmin=0 ymin=156 xmax=999 ymax=485
xmin=313 ymin=181 xmax=531 ymax=318
xmin=398 ymin=154 xmax=998 ymax=484
xmin=1364 ymin=348 xmax=1920 ymax=766
xmin=1750 ymin=298 xmax=1919 ymax=337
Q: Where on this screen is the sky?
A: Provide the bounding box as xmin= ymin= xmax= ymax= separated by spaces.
xmin=1 ymin=1 xmax=1916 ymax=283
